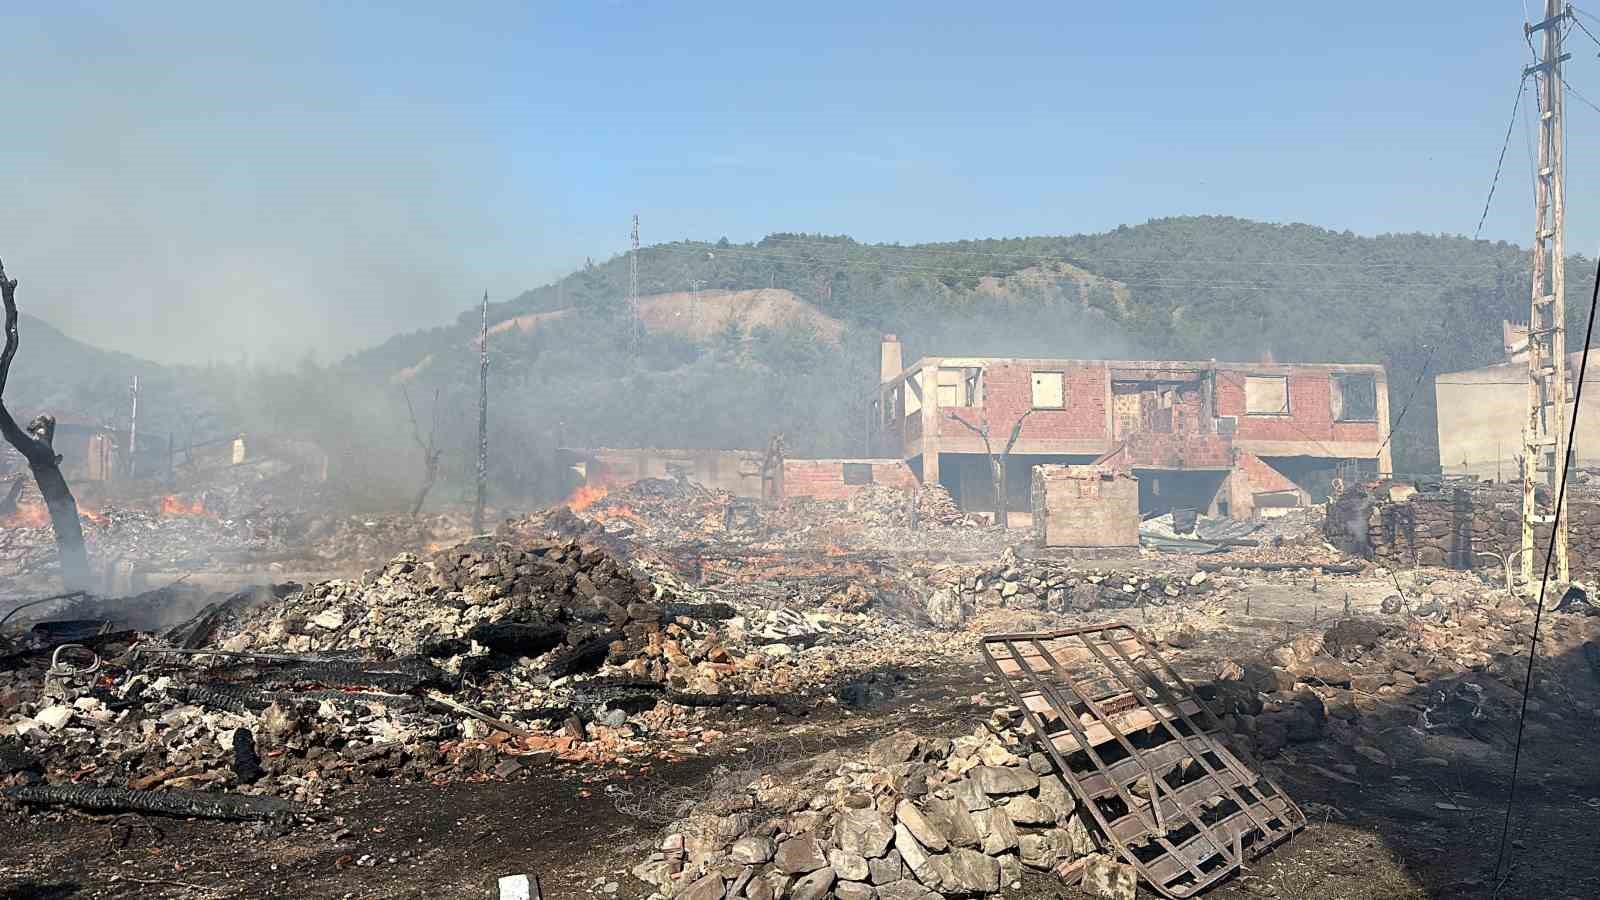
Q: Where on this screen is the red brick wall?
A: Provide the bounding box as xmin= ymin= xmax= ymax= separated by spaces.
xmin=1120 ymin=432 xmax=1234 ymax=469
xmin=1214 ymin=370 xmax=1381 ymax=445
xmin=1234 ymin=450 xmax=1300 ymax=494
xmin=781 ymin=459 xmax=919 ymax=501
xmin=940 ymin=362 xmax=1109 ymax=444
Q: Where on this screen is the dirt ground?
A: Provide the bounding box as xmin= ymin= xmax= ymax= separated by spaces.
xmin=3 ymin=570 xmax=1598 ymax=900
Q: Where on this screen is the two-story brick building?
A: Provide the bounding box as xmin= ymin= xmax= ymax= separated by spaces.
xmin=869 ymin=336 xmax=1391 ymax=522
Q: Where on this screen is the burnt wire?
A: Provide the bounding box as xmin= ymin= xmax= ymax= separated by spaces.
xmin=1490 ymin=252 xmax=1600 ymax=891
xmin=1375 ymin=73 xmax=1529 ymax=462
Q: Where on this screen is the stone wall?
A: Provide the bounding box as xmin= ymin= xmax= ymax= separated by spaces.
xmin=1029 ymin=465 xmax=1138 ymax=549
xmin=1328 ymin=482 xmax=1600 ymax=574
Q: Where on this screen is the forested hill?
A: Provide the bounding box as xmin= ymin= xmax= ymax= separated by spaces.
xmin=347 ymin=216 xmax=1576 ymax=483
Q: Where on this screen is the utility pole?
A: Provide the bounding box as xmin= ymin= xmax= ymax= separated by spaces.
xmin=689 ymin=278 xmax=705 ymax=331
xmin=1521 ymin=0 xmax=1572 ymax=588
xmin=473 ymin=291 xmax=489 ymax=534
xmin=127 ymin=375 xmax=139 ymax=479
xmin=629 ymin=214 xmax=641 ymax=357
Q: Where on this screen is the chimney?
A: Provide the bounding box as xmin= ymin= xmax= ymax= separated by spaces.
xmin=880 ymin=334 xmax=903 ymax=383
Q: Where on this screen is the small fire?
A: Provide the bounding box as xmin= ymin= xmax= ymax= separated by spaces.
xmin=160 ymin=495 xmax=210 ymax=517
xmin=3 ymin=503 xmax=50 ymax=528
xmin=593 ymin=503 xmax=641 ymax=524
xmin=564 ymin=483 xmax=609 ymax=513
xmin=79 ymin=507 xmax=105 ymax=526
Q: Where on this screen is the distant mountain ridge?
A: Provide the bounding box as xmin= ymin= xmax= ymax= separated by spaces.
xmin=347 ymin=217 xmax=1573 ymax=473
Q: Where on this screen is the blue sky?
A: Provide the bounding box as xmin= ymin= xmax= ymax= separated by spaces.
xmin=0 ymin=1 xmax=1595 ymax=363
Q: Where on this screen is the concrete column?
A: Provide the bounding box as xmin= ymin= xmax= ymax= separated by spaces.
xmin=1375 ymin=372 xmax=1394 ymax=476
xmin=920 ymin=362 xmax=942 ymax=485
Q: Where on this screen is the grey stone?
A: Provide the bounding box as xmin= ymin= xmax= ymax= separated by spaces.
xmin=728 ymin=867 xmax=755 ymax=898
xmin=949 ymin=777 xmax=991 ymax=813
xmin=1063 ymin=813 xmax=1095 ymax=856
xmin=894 ymin=801 xmax=949 ymax=852
xmin=915 ymin=854 xmax=954 ymax=892
xmin=1026 ymin=752 xmax=1053 ymax=775
xmin=674 ymin=872 xmax=725 ymax=900
xmin=775 ymin=836 xmax=827 ymax=874
xmin=973 ymin=765 xmax=1038 ymax=796
xmin=892 ymin=824 xmax=930 ymax=880
xmin=973 ymin=808 xmax=1018 ymax=854
xmin=746 ymin=870 xmax=782 ymax=900
xmin=997 ymin=853 xmax=1023 ymax=888
xmin=867 ymin=849 xmax=904 ymax=886
xmin=828 ymin=848 xmax=869 ymax=882
xmin=921 ymin=798 xmax=980 ymax=848
xmin=1036 ymin=774 xmax=1073 ymax=819
xmin=1018 ymin=830 xmax=1063 ymax=869
xmin=789 ymin=867 xmax=835 ymax=900
xmin=943 ymin=849 xmax=1000 ymax=894
xmin=836 ymin=809 xmax=894 ymax=859
xmin=1002 ymin=795 xmax=1054 ymax=826
xmin=834 ymin=881 xmax=875 ymax=900
xmin=868 ymin=732 xmax=923 ymax=767
xmin=631 ymin=859 xmax=674 ymax=890
xmin=1081 ymin=852 xmax=1136 ymax=900
xmin=875 ymin=881 xmax=937 ymax=900
xmin=730 ymin=836 xmax=776 ymax=866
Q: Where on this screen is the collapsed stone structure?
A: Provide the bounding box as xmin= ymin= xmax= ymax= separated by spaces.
xmin=1326 ymin=480 xmax=1600 ymax=572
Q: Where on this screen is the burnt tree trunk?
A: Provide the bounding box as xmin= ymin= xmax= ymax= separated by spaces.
xmin=948 ymin=409 xmax=1033 ymax=531
xmin=0 ymin=260 xmax=92 ymax=589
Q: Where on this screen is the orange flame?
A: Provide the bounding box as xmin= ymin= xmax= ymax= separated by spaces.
xmin=564 ymin=484 xmax=608 ymax=513
xmin=160 ymin=495 xmax=211 ymax=517
xmin=3 ymin=503 xmax=50 ymax=528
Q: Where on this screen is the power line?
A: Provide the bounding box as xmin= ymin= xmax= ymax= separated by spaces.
xmin=1475 ymin=75 xmax=1528 ymax=241
xmin=1566 ymin=80 xmax=1600 ymax=115
xmin=1492 ymin=251 xmax=1600 ymax=893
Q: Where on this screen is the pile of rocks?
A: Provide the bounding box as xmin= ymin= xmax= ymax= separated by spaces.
xmin=914 ymin=485 xmax=967 ymax=529
xmin=0 ymin=537 xmax=798 ymax=810
xmin=921 ymin=553 xmax=1225 ymax=629
xmin=1209 ymin=579 xmax=1600 ymax=765
xmin=630 ymin=726 xmax=1122 ymax=900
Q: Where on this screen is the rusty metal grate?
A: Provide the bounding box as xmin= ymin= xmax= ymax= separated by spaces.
xmin=981 ymin=624 xmax=1304 ymax=898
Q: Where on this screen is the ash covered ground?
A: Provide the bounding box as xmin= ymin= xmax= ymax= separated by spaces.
xmin=1 ymin=478 xmax=1598 ymax=900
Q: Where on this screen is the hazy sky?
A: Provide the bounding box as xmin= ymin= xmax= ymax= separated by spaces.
xmin=1 ymin=2 xmax=1596 ymax=365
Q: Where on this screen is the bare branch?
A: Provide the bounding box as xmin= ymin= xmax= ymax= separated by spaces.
xmin=1001 ymin=408 xmax=1036 ymax=457
xmin=0 ymin=259 xmax=48 ymax=465
xmin=945 ymin=410 xmax=994 ymax=455
xmin=401 ymin=387 xmax=428 ymax=453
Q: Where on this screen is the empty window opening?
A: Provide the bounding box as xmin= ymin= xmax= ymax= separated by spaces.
xmin=1331 ymin=373 xmax=1378 ymax=422
xmin=936 ymin=367 xmax=983 ymax=407
xmin=842 ymin=463 xmax=874 ymax=485
xmin=1031 ymin=371 xmax=1065 ymax=409
xmin=1244 ymin=375 xmax=1290 ymax=415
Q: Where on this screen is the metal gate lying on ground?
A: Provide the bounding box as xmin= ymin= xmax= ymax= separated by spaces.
xmin=981 ymin=624 xmax=1305 ymax=898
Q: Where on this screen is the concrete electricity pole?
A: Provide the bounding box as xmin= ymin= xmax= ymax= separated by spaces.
xmin=127 ymin=375 xmax=139 ymax=479
xmin=629 ymin=214 xmax=641 ymax=358
xmin=473 ymin=291 xmax=489 ymax=534
xmin=1521 ymin=0 xmax=1572 ymax=587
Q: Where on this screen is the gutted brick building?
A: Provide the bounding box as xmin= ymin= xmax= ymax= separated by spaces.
xmin=869 ymin=337 xmax=1391 ymax=522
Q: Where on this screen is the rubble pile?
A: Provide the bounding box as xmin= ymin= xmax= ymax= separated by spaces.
xmin=579 ymin=479 xmax=765 ymax=547
xmin=0 ymin=537 xmax=805 ymax=811
xmin=630 ymin=726 xmax=1121 ymax=900
xmin=914 ymin=485 xmax=969 ymax=529
xmin=919 ymin=550 xmax=1229 ymax=629
xmin=1208 ymin=575 xmax=1600 ymax=764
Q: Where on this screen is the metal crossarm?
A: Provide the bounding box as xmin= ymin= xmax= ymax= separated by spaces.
xmin=981 ymin=624 xmax=1305 ymax=898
